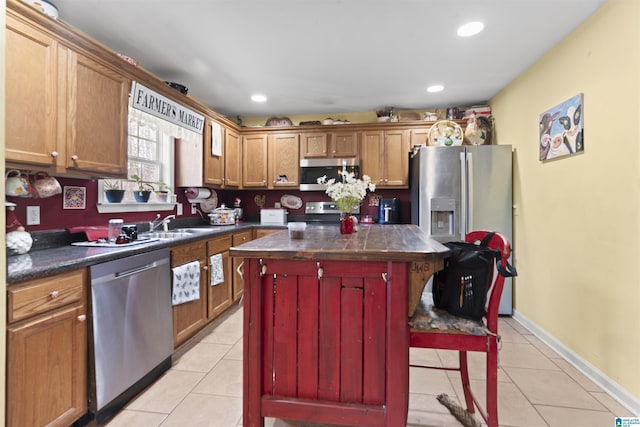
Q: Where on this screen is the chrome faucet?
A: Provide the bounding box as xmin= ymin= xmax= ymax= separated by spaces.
xmin=149 ymin=214 xmax=176 ymax=232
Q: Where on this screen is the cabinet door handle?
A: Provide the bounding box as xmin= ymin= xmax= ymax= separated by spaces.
xmin=236 ymin=261 xmax=244 ymax=277
xmin=77 ymin=315 xmax=87 ymax=322
xmin=50 ymin=290 xmax=60 ymax=299
xmin=203 ymin=265 xmax=209 ymax=271
xmin=50 ymin=151 xmax=59 ymax=158
xmin=71 ymin=155 xmax=79 ymax=162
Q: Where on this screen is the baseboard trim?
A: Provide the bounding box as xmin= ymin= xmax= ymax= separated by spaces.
xmin=512 ymin=310 xmax=640 ymax=416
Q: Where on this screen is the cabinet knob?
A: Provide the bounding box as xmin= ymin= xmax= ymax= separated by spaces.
xmin=71 ymin=155 xmax=79 ymax=162
xmin=77 ymin=314 xmax=87 ymax=322
xmin=50 ymin=151 xmax=59 ymax=158
xmin=50 ymin=290 xmax=60 ymax=299
xmin=203 ymin=265 xmax=208 ymax=270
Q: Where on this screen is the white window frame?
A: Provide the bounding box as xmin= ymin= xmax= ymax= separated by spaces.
xmin=96 ymin=108 xmax=200 ymax=213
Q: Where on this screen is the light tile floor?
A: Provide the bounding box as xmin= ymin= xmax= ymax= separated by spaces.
xmin=106 ymin=304 xmax=633 ymax=427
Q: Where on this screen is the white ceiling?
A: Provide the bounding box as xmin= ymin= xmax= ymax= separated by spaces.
xmin=51 ymin=0 xmax=606 ymax=119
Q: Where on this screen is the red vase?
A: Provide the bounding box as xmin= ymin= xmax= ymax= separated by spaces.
xmin=339 ymin=213 xmax=355 ymax=234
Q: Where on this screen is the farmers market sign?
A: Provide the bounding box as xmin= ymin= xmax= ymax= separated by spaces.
xmin=130 ymin=81 xmax=204 ymax=134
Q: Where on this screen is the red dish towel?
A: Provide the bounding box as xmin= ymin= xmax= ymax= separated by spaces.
xmin=68 ymin=226 xmax=109 ymax=241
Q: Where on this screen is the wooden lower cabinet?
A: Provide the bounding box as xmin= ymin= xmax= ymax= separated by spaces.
xmin=6 ymin=269 xmax=88 ymax=427
xmin=171 ymin=240 xmax=208 ymax=348
xmin=207 ymin=235 xmax=234 ymax=319
xmin=231 ymin=230 xmax=253 ymax=301
xmin=171 ymin=234 xmax=244 ymax=345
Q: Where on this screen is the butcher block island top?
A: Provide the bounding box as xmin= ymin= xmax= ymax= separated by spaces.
xmin=232 ymin=224 xmax=450 ymax=427
xmin=229 ymin=223 xmax=449 ymax=262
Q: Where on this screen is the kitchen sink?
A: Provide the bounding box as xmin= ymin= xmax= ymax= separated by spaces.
xmin=142 ymin=228 xmax=213 ymax=240
xmin=171 ymin=227 xmax=213 ymax=233
xmin=143 ymin=231 xmax=194 ymax=240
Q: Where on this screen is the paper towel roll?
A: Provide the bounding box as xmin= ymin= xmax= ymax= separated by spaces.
xmin=184 ymin=187 xmax=211 ymax=201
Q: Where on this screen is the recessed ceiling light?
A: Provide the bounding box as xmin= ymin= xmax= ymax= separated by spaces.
xmin=457 ymin=21 xmax=484 ymax=37
xmin=427 ymin=85 xmax=444 ymax=93
xmin=251 ymin=94 xmax=267 ymax=103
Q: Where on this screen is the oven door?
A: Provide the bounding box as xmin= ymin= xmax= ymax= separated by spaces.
xmin=299 ymin=158 xmax=359 ymax=191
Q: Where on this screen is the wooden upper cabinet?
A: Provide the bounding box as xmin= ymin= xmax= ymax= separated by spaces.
xmin=330 ymin=131 xmax=359 ymax=158
xmin=203 ymin=119 xmax=225 ymax=187
xmin=383 ymin=129 xmax=411 ymax=187
xmin=242 ymin=134 xmax=268 ymax=188
xmin=300 ymin=131 xmax=358 ymax=159
xmin=410 ymin=127 xmax=430 ymax=147
xmin=224 ymin=127 xmax=242 ymax=188
xmin=300 ymin=133 xmax=328 ymax=158
xmin=362 ymin=131 xmax=384 ymax=185
xmin=64 ymin=49 xmax=130 ymax=176
xmin=6 ymin=10 xmax=130 ymax=177
xmin=361 ymin=129 xmax=410 ymax=188
xmin=5 ymin=14 xmax=60 ymax=167
xmin=268 ymin=133 xmax=299 ymax=188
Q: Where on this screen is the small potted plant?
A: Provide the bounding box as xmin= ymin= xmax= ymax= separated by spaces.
xmin=103 ymin=179 xmax=125 ymax=203
xmin=155 ymin=181 xmax=171 ymax=202
xmin=131 ymin=174 xmax=154 ymax=203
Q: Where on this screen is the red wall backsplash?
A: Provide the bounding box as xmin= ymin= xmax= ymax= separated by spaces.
xmin=6 ymin=176 xmax=410 ymax=232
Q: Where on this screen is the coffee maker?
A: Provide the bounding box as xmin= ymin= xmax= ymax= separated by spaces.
xmin=378 ymin=198 xmax=400 ymax=224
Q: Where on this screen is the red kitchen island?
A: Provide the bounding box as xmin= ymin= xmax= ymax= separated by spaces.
xmin=230 ymin=224 xmax=449 ymax=427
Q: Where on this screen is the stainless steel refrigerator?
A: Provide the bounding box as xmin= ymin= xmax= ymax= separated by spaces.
xmin=410 ymin=145 xmax=514 ymax=315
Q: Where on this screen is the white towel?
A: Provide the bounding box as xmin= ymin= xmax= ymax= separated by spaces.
xmin=210 ymin=254 xmax=224 ymax=286
xmin=172 ymin=260 xmax=201 ymax=305
xmin=211 ymin=122 xmax=222 ymax=156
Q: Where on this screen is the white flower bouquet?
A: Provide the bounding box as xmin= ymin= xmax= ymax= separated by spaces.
xmin=317 ymin=172 xmax=376 ymax=213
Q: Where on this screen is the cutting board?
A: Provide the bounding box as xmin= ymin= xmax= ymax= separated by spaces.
xmin=67 ymin=226 xmax=109 ymax=241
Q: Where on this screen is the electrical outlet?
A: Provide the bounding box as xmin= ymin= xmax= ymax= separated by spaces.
xmin=177 ymin=203 xmax=183 ymax=216
xmin=191 ymin=203 xmax=197 ymax=215
xmin=26 ymin=206 xmax=40 ymax=225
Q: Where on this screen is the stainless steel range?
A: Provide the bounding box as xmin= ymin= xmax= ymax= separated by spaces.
xmin=304 ymin=201 xmax=360 ymax=223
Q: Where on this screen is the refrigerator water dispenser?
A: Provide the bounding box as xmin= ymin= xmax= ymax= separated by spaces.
xmin=430 ymin=198 xmax=455 ymax=238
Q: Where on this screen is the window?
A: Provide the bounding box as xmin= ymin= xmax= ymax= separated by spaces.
xmin=97 ymin=108 xmax=201 ymax=213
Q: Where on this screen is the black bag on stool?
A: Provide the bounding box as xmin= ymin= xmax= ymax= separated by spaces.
xmin=433 ymin=233 xmax=514 ymax=321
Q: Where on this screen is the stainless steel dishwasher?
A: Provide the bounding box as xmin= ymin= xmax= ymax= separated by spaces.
xmin=88 ymin=248 xmax=173 ymax=425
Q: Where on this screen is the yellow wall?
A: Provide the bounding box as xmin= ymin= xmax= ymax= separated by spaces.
xmin=491 ymin=0 xmax=640 ymax=401
xmin=239 ymin=109 xmax=440 ymax=127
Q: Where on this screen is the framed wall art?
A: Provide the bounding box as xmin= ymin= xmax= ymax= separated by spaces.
xmin=63 ymin=186 xmax=86 ymax=209
xmin=539 ymin=93 xmax=584 ymax=161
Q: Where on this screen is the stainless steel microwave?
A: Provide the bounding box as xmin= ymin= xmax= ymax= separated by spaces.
xmin=299 ymin=158 xmax=360 ymax=191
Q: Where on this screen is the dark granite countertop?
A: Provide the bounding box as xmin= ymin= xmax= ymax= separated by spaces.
xmin=229 ymin=224 xmax=449 ymax=263
xmin=7 ymin=222 xmax=286 ymax=284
